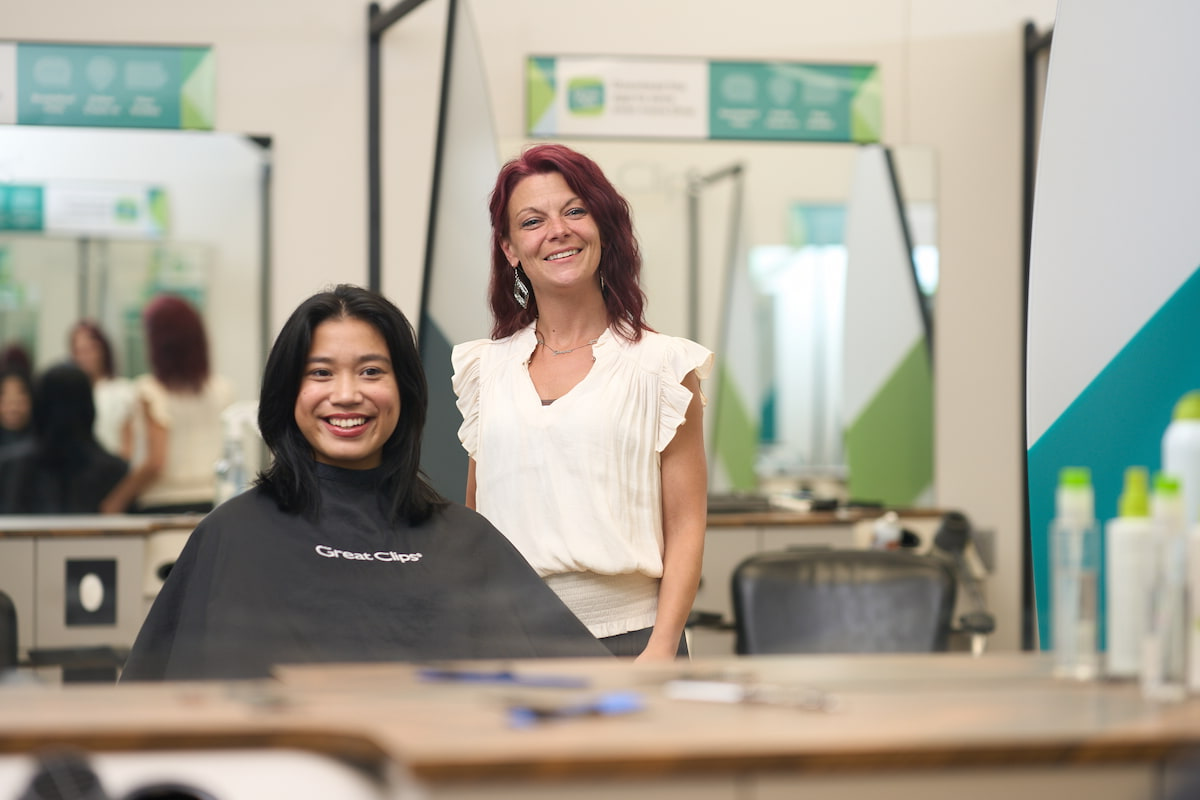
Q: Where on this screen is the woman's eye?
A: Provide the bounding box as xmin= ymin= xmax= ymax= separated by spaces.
xmin=566 ymin=207 xmax=587 ymax=217
xmin=519 ymin=217 xmax=541 ymax=229
xmin=308 ymin=368 xmax=332 ymax=378
xmin=362 ymin=366 xmax=385 ymax=377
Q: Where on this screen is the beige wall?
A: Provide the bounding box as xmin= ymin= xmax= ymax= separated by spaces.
xmin=6 ymin=0 xmax=1057 ymax=651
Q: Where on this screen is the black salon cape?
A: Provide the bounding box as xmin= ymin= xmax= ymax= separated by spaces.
xmin=121 ymin=463 xmax=610 ymax=680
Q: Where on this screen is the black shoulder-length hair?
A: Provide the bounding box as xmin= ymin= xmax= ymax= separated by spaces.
xmin=255 ymin=284 xmax=446 ymax=524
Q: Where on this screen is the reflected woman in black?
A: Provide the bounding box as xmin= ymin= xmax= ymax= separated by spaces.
xmin=0 ymin=363 xmax=128 ymax=513
xmin=122 ymin=284 xmax=608 ymax=681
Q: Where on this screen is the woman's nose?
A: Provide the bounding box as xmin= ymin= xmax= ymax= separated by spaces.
xmin=330 ymin=376 xmax=361 ymax=403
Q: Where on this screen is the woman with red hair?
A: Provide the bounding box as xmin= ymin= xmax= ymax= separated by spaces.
xmin=452 ymin=144 xmax=713 ymax=661
xmin=101 ymin=295 xmax=233 ymax=513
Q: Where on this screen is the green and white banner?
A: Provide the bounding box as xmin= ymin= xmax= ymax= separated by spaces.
xmin=528 ymin=56 xmax=880 ymax=143
xmin=0 ymin=181 xmax=168 ymax=238
xmin=0 ymin=42 xmax=214 ymax=130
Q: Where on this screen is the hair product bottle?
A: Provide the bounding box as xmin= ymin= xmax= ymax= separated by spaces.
xmin=1164 ymin=391 xmax=1200 ymax=530
xmin=1051 ymin=467 xmax=1099 ymax=680
xmin=1104 ymin=466 xmax=1154 ymax=678
xmin=1142 ymin=473 xmax=1188 ymax=701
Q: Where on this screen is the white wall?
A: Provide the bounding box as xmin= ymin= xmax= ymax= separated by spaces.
xmin=6 ymin=0 xmax=1057 ymax=651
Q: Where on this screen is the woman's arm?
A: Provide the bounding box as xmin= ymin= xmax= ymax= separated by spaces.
xmin=639 ymin=370 xmax=707 ymax=661
xmin=466 ymin=457 xmax=478 ymax=509
xmin=100 ymin=398 xmax=167 ymax=513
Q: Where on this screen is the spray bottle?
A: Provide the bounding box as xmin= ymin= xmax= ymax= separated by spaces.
xmin=1051 ymin=466 xmax=1099 ymax=680
xmin=1142 ymin=473 xmax=1187 ymax=701
xmin=214 ymin=401 xmax=260 ymax=507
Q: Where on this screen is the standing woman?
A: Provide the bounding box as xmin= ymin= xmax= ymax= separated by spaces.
xmin=452 ymin=143 xmax=713 ymax=661
xmin=100 ymin=295 xmax=233 ymax=514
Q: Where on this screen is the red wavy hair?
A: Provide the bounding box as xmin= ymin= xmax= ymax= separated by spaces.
xmin=143 ymin=294 xmax=210 ymax=392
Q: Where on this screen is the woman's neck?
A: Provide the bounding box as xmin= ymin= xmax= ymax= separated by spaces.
xmin=532 ymin=295 xmax=608 ymax=346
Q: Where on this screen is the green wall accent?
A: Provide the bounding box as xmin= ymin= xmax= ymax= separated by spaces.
xmin=714 ymin=361 xmax=760 ymax=491
xmin=850 ymin=64 xmax=883 ymax=142
xmin=844 ymin=337 xmax=933 ymax=505
xmin=526 ymin=57 xmax=557 ymax=133
xmin=181 ymin=48 xmax=216 ymax=130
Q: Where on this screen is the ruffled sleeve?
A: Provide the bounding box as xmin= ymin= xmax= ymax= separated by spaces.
xmin=657 ymin=337 xmax=715 ymax=452
xmin=136 ymin=375 xmax=173 ymax=428
xmin=450 ymin=338 xmax=490 ymax=457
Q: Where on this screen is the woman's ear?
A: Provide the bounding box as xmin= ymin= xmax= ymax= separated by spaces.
xmin=500 ymin=239 xmax=519 ymax=268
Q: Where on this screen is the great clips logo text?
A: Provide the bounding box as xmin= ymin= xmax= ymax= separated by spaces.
xmin=315 ymin=545 xmax=423 ymax=563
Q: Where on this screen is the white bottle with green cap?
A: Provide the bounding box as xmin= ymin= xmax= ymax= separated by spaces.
xmin=1163 ymin=390 xmax=1200 ymax=528
xmin=1143 ymin=473 xmax=1188 ymax=700
xmin=1051 ymin=466 xmax=1099 ymax=680
xmin=1105 ymin=466 xmax=1154 ymax=678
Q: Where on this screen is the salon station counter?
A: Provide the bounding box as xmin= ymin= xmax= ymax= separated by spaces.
xmin=0 ymin=507 xmax=957 ymax=663
xmin=0 ymin=514 xmax=204 ymax=665
xmin=0 ymin=652 xmax=1196 ymax=799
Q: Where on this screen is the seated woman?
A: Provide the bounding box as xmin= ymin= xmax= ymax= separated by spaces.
xmin=0 ymin=363 xmax=129 ymax=514
xmin=121 ymin=285 xmax=609 ymax=681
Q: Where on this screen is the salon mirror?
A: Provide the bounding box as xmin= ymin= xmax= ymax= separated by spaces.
xmin=0 ymin=126 xmax=270 ymax=480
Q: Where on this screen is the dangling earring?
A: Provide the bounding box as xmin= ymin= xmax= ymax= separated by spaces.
xmin=599 ymin=270 xmax=606 ymax=295
xmin=513 ymin=266 xmax=530 ymax=309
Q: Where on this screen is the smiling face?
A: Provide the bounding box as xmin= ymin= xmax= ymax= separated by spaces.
xmin=501 ymin=171 xmax=603 ymax=295
xmin=70 ymin=328 xmax=107 ymax=382
xmin=294 ymin=316 xmax=400 ymax=470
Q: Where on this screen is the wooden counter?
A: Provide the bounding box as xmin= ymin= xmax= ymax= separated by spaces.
xmin=1 ymin=653 xmax=1197 ymax=799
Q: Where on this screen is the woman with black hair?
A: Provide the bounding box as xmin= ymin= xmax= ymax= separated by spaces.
xmin=0 ymin=363 xmax=128 ymax=513
xmin=121 ymin=284 xmax=608 ymax=681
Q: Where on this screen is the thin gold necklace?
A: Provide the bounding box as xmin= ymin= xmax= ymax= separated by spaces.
xmin=535 ymin=328 xmax=600 ymax=356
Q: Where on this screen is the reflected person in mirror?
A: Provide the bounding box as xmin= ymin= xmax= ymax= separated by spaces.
xmin=69 ymin=319 xmax=137 ymax=460
xmin=452 ymin=144 xmax=713 ymax=660
xmin=0 ymin=347 xmax=33 ymax=449
xmin=100 ymin=295 xmax=233 ymax=514
xmin=0 ymin=362 xmax=128 ymax=513
xmin=121 ymin=284 xmax=608 ymax=681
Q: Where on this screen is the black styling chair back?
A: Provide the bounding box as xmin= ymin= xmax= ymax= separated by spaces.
xmin=0 ymin=590 xmax=16 ymax=670
xmin=732 ymin=548 xmax=957 ymax=655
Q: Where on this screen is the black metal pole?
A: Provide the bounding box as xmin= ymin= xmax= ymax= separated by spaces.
xmin=883 ymin=146 xmax=932 ymax=366
xmin=1021 ymin=20 xmax=1053 ymax=652
xmin=367 ymin=0 xmax=439 ymax=294
xmin=416 ymin=0 xmax=457 ymax=349
xmin=367 ymin=2 xmax=382 ymax=292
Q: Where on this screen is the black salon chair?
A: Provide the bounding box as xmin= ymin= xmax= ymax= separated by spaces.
xmin=731 ymin=548 xmax=957 ymax=655
xmin=0 ymin=590 xmax=16 ymax=670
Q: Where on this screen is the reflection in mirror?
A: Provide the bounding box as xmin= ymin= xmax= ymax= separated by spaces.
xmin=504 ymin=138 xmax=935 ymax=505
xmin=0 ymin=126 xmax=270 ymax=494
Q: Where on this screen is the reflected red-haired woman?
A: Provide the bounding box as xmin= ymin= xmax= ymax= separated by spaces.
xmin=101 ymin=295 xmax=233 ymax=514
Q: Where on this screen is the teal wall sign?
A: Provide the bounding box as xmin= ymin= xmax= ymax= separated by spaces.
xmin=0 ymin=185 xmax=44 ymax=232
xmin=1 ymin=42 xmax=214 ymax=130
xmin=527 ymin=55 xmax=880 ymax=144
xmin=709 ymin=62 xmax=880 ymax=143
